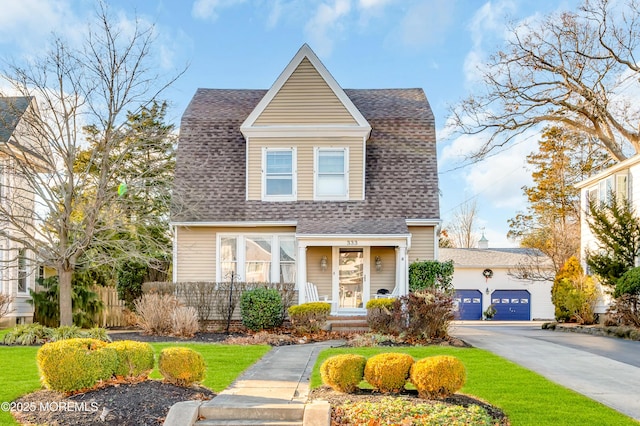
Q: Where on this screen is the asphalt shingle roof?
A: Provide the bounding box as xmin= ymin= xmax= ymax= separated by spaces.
xmin=171 ymin=88 xmax=439 ymax=232
xmin=438 ymin=248 xmax=553 ymax=268
xmin=0 ymin=97 xmax=31 ymax=143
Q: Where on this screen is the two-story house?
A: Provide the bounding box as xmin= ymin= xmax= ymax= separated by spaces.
xmin=0 ymin=96 xmax=40 ymax=327
xmin=171 ymin=44 xmax=440 ymax=315
xmin=576 ymin=154 xmax=637 ymax=313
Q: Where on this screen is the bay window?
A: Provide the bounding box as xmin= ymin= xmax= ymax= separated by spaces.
xmin=217 ymin=234 xmax=296 ymax=283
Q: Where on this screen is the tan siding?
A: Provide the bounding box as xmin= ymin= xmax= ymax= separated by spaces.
xmin=255 ymin=58 xmax=357 ymax=125
xmin=408 ymin=226 xmax=435 ymax=262
xmin=370 ymin=247 xmax=396 ymax=298
xmin=247 ymin=137 xmax=363 ymax=200
xmin=306 ymin=247 xmax=332 ymax=299
xmin=176 ymin=226 xmax=296 ymax=282
xmin=176 ymin=227 xmax=216 ymax=282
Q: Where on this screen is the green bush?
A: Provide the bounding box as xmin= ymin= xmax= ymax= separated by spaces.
xmin=616 ymin=267 xmax=640 ymax=297
xmin=366 ymin=298 xmax=395 ymax=334
xmin=107 ymin=340 xmax=155 ymax=378
xmin=288 ymin=302 xmax=331 ymax=334
xmin=3 ymin=323 xmax=51 ymax=345
xmin=364 ymin=352 xmax=414 ymax=393
xmin=240 ymin=288 xmax=284 ymax=331
xmin=48 ymin=325 xmax=84 ymax=341
xmin=83 ymin=327 xmax=112 ymax=342
xmin=37 ymin=338 xmax=117 ymax=392
xmin=320 ymin=354 xmax=366 ymax=393
xmin=409 ymin=260 xmax=454 ymax=291
xmin=410 ymin=355 xmax=466 ymax=399
xmin=158 ymin=347 xmax=205 ymax=387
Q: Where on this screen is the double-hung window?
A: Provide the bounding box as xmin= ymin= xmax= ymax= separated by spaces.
xmin=315 ymin=148 xmax=348 ymax=200
xmin=263 ymin=148 xmax=296 ymax=201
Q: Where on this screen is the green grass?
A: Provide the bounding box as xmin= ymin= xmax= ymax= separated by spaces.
xmin=0 ymin=342 xmax=270 ymax=425
xmin=313 ymin=347 xmax=639 ymax=426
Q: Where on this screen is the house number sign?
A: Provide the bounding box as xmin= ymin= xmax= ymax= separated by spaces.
xmin=346 ymin=240 xmax=359 ymax=246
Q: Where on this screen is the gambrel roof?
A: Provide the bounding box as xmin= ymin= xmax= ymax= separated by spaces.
xmin=172 ymin=87 xmax=439 ymax=230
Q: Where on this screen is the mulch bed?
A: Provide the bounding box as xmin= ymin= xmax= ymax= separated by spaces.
xmin=108 ymin=330 xmax=244 ymax=343
xmin=310 ymin=386 xmax=509 ymax=425
xmin=12 ymin=380 xmax=214 ymax=426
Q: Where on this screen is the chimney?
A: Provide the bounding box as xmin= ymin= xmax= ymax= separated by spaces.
xmin=478 ymin=232 xmax=488 ymax=249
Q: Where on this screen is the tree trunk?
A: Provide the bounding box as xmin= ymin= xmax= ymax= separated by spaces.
xmin=59 ymin=268 xmax=73 ymax=326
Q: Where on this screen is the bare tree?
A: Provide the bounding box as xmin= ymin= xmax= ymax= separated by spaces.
xmin=449 ymin=0 xmax=640 ymax=162
xmin=0 ymin=4 xmax=184 ymax=325
xmin=447 ymin=200 xmax=479 ymax=248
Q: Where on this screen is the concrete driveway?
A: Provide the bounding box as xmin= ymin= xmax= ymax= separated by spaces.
xmin=450 ymin=322 xmax=640 ymax=421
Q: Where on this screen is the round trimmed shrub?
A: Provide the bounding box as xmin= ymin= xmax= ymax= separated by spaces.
xmin=364 ymin=352 xmax=414 ymax=393
xmin=410 ymin=355 xmax=466 ymax=399
xmin=240 ymin=288 xmax=284 ymax=331
xmin=37 ymin=338 xmax=117 ymax=393
xmin=107 ymin=340 xmax=155 ymax=378
xmin=159 ymin=347 xmax=205 ymax=387
xmin=288 ymin=302 xmax=331 ymax=334
xmin=320 ymin=354 xmax=366 ymax=393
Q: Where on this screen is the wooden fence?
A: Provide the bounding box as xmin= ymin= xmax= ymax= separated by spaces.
xmin=92 ymin=286 xmax=127 ymax=328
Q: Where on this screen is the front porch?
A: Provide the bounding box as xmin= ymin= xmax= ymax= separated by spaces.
xmin=296 ymin=235 xmax=409 ymax=314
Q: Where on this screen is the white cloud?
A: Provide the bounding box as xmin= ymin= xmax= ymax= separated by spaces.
xmin=192 ymin=0 xmax=247 ymax=21
xmin=0 ymin=0 xmax=82 ymax=52
xmin=396 ymin=0 xmax=455 ymax=48
xmin=304 ymin=0 xmax=351 ymax=57
xmin=358 ymin=0 xmax=394 ymax=10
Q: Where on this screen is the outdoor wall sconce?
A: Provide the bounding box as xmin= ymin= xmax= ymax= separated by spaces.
xmin=485 ymin=287 xmax=490 ymax=295
xmin=320 ymin=256 xmax=328 ymax=272
xmin=375 ymin=256 xmax=382 ymax=272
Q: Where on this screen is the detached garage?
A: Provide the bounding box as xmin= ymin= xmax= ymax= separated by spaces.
xmin=439 ymin=241 xmax=555 ymax=321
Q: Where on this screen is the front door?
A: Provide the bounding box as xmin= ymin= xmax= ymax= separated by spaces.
xmin=335 ymin=247 xmax=369 ymax=312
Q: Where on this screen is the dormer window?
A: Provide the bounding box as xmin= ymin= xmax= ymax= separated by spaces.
xmin=263 ymin=148 xmax=297 ymax=201
xmin=315 ymin=147 xmax=349 ymax=200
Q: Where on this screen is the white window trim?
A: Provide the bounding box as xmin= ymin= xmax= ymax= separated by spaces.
xmin=17 ymin=248 xmax=28 ymax=294
xmin=313 ymin=147 xmax=349 ymax=201
xmin=216 ymin=233 xmax=297 ymax=283
xmin=587 ymin=172 xmax=630 ymax=209
xmin=262 ymin=147 xmax=297 ymax=202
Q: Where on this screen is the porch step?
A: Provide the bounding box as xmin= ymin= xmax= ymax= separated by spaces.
xmin=196 ymin=403 xmax=305 ymax=426
xmin=327 ymin=315 xmax=369 ymax=333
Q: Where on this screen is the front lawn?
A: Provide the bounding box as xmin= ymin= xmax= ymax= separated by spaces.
xmin=313 ymin=347 xmax=639 ymax=426
xmin=0 ymin=342 xmax=270 ymax=425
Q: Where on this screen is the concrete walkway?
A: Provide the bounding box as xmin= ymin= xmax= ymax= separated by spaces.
xmin=450 ymin=322 xmax=640 ymax=421
xmin=164 ymin=340 xmax=344 ymax=425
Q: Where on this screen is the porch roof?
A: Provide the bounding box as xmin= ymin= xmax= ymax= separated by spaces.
xmin=296 ymin=218 xmax=408 ymax=235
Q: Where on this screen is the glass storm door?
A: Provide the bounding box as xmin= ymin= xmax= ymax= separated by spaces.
xmin=338 ymin=248 xmax=364 ymax=309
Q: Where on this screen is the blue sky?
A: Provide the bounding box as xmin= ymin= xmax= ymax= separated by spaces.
xmin=0 ymin=0 xmax=580 ymax=247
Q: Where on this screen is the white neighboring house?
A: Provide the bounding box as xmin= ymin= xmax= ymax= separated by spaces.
xmin=439 ymin=238 xmax=555 ymax=321
xmin=575 ymin=154 xmax=640 ymax=313
xmin=0 ymin=97 xmax=41 ymax=327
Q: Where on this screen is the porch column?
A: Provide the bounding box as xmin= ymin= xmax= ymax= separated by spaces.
xmin=397 ymin=244 xmax=408 ymax=295
xmin=297 ymin=242 xmax=308 ymax=305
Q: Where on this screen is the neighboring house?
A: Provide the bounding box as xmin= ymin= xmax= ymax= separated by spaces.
xmin=575 ymin=154 xmax=638 ymax=313
xmin=171 ymin=44 xmax=440 ymax=315
xmin=440 ymin=238 xmax=555 ymax=321
xmin=0 ymin=96 xmax=40 ymax=327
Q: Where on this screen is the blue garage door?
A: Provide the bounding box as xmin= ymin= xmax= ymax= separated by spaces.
xmin=491 ymin=290 xmax=530 ymax=321
xmin=454 ymin=290 xmax=483 ymax=320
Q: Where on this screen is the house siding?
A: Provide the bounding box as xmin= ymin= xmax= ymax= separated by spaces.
xmin=254 ymin=58 xmax=357 ymax=125
xmin=175 ymin=226 xmax=296 ymax=282
xmin=247 ymin=137 xmax=363 ymax=200
xmin=306 ymin=246 xmax=332 ymax=299
xmin=407 ymin=226 xmax=435 ymax=262
xmin=370 ymin=246 xmax=396 ymax=298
